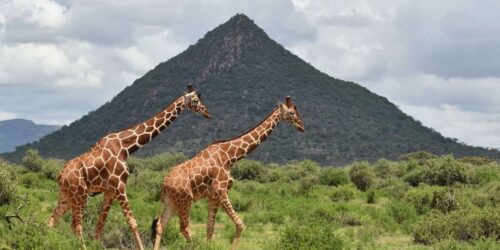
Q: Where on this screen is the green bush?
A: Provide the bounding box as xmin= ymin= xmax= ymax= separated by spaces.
xmin=399 ymin=151 xmax=437 ymax=164
xmin=19 ymin=173 xmax=41 ymax=188
xmin=0 ymin=168 xmax=17 ymax=206
xmin=471 ymin=181 xmax=500 ymax=208
xmin=348 ymin=162 xmax=375 ymax=191
xmin=21 ymin=149 xmax=45 ymax=172
xmin=319 ymin=168 xmax=348 ymax=186
xmin=139 ymin=152 xmax=187 ymax=171
xmin=330 ymin=185 xmax=357 ymax=202
xmin=232 ymin=160 xmax=266 ymax=181
xmin=298 ymin=175 xmax=320 ymax=194
xmin=404 ymin=155 xmax=468 ymax=186
xmin=387 ymin=201 xmax=417 ymax=224
xmin=273 ymin=221 xmax=344 ymax=250
xmin=374 ymin=159 xmax=405 ymax=178
xmin=431 ymin=188 xmax=459 ymax=213
xmin=413 ymin=208 xmax=500 ymax=244
xmin=41 ymin=159 xmax=63 ymax=180
xmin=458 ymin=156 xmax=495 ymax=166
xmin=377 ymin=178 xmax=410 ymax=199
xmin=366 ymin=190 xmax=376 ymax=204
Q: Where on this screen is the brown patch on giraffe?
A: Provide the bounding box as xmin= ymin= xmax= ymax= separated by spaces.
xmin=128 ymin=144 xmax=140 ymax=154
xmin=119 ymin=130 xmax=133 ymax=139
xmin=135 ymin=124 xmax=146 ymax=134
xmin=151 ymin=129 xmax=160 ymax=138
xmin=145 ymin=119 xmax=155 ymax=126
xmin=121 ymin=135 xmax=137 ymax=148
xmin=138 ymin=134 xmax=150 ymax=145
xmin=155 ymin=118 xmax=165 ymax=127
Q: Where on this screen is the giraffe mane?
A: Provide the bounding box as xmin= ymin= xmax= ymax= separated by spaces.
xmin=209 ymin=107 xmax=279 ymax=145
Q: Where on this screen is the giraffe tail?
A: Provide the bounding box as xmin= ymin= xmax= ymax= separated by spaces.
xmin=151 ymin=218 xmax=159 ymax=241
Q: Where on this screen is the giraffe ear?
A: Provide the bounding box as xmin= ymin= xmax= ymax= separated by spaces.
xmin=187 ymin=83 xmax=194 ymax=92
xmin=285 ymin=96 xmax=292 ymax=108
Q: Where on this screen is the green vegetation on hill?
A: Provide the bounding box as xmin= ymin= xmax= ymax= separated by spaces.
xmin=3 ymin=14 xmax=500 ymax=165
xmin=1 ymin=151 xmax=499 ymax=249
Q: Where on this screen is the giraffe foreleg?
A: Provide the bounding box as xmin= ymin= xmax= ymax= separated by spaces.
xmin=178 ymin=199 xmax=193 ymax=241
xmin=116 ymin=191 xmax=144 ymax=250
xmin=218 ymin=192 xmax=244 ymax=250
xmin=206 ymin=198 xmax=219 ymax=240
xmin=71 ymin=194 xmax=88 ymax=250
xmin=94 ymin=191 xmax=114 ymax=240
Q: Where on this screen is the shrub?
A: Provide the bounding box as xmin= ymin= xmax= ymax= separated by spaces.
xmin=348 ymin=162 xmax=375 ymax=191
xmin=319 ymin=168 xmax=348 ymax=186
xmin=431 ymin=189 xmax=459 ymax=213
xmin=471 ymin=181 xmax=500 ymax=208
xmin=387 ymin=201 xmax=417 ymax=224
xmin=404 ymin=155 xmax=468 ymax=186
xmin=458 ymin=156 xmax=495 ymax=166
xmin=298 ymin=175 xmax=320 ymax=194
xmin=413 ymin=208 xmax=500 ymax=244
xmin=22 ymin=149 xmax=45 ymax=172
xmin=399 ymin=151 xmax=437 ymax=164
xmin=330 ymin=185 xmax=357 ymax=202
xmin=0 ymin=168 xmax=17 ymax=205
xmin=377 ymin=178 xmax=410 ymax=199
xmin=140 ymin=152 xmax=187 ymax=171
xmin=374 ymin=159 xmax=405 ymax=178
xmin=41 ymin=159 xmax=63 ymax=180
xmin=366 ymin=190 xmax=376 ymax=204
xmin=19 ymin=173 xmax=41 ymax=188
xmin=232 ymin=160 xmax=265 ymax=181
xmin=274 ymin=222 xmax=344 ymax=250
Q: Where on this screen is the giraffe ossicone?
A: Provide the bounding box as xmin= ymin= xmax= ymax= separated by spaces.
xmin=153 ymin=96 xmax=304 ymax=250
xmin=47 ymin=84 xmax=211 ymax=250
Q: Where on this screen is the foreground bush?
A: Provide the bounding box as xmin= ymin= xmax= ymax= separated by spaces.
xmin=413 ymin=207 xmax=500 ymax=244
xmin=348 ymin=162 xmax=375 ymax=191
xmin=273 ymin=222 xmax=344 ymax=250
xmin=0 ymin=168 xmax=17 ymax=205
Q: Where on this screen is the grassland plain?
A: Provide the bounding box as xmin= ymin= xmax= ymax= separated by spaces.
xmin=0 ymin=150 xmax=499 ymax=250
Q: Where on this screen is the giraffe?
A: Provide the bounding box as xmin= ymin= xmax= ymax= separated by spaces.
xmin=47 ymin=84 xmax=211 ymax=250
xmin=152 ymin=96 xmax=304 ymax=250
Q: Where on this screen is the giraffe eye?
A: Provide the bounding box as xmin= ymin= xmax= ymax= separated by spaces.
xmin=193 ymin=99 xmax=198 ymax=103
xmin=289 ymin=111 xmax=295 ymax=115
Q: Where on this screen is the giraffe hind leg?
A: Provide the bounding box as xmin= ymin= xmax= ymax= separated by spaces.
xmin=48 ymin=191 xmax=70 ymax=227
xmin=218 ymin=192 xmax=244 ymax=250
xmin=94 ymin=191 xmax=115 ymax=240
xmin=153 ymin=198 xmax=176 ymax=250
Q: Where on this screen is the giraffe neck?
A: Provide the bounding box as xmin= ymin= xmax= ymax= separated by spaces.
xmin=225 ymin=108 xmax=282 ymax=164
xmin=123 ymin=96 xmax=185 ymax=155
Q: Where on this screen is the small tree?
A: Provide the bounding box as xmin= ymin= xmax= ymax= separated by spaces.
xmin=0 ymin=168 xmax=17 ymax=205
xmin=22 ymin=149 xmax=45 ymax=172
xmin=348 ymin=162 xmax=375 ymax=191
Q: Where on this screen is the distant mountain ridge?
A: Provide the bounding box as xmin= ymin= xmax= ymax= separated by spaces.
xmin=3 ymin=14 xmax=500 ymax=164
xmin=0 ymin=119 xmax=60 ymax=153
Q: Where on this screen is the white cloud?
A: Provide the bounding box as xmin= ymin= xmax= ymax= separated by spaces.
xmin=400 ymin=103 xmax=500 ymax=149
xmin=0 ymin=42 xmax=102 ymax=87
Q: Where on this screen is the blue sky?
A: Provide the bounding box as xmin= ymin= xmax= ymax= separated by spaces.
xmin=1 ymin=0 xmax=499 ymax=149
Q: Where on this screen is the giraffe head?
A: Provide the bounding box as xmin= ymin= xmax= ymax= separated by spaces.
xmin=279 ymin=96 xmax=305 ymax=132
xmin=184 ymin=84 xmax=211 ymax=118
